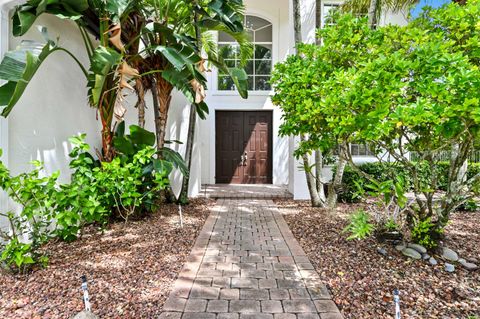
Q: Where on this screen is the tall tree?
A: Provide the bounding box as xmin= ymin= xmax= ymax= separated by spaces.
xmin=0 ymin=0 xmax=142 ymax=161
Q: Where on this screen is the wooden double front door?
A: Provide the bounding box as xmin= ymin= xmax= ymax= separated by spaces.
xmin=216 ymin=111 xmax=273 ymax=184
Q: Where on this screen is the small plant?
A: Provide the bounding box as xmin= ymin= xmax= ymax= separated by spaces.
xmin=0 ymin=155 xmax=57 ymax=272
xmin=411 ymin=217 xmax=441 ymax=249
xmin=457 ymin=199 xmax=478 ymax=212
xmin=384 ymin=218 xmax=400 ymax=231
xmin=343 ymin=210 xmax=375 ymax=240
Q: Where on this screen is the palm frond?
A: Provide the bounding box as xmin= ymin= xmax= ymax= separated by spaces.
xmin=341 ymin=0 xmax=419 ymax=21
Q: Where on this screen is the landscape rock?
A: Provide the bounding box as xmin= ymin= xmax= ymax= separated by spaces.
xmin=422 ymin=254 xmax=431 ymax=261
xmin=445 ymin=263 xmax=455 ymax=273
xmin=377 ymin=247 xmax=388 ymax=256
xmin=395 ymin=244 xmax=406 ymax=251
xmin=408 ymin=243 xmax=427 ymax=254
xmin=402 ymin=248 xmax=422 ymax=260
xmin=458 ymin=259 xmax=479 ymax=271
xmin=428 ymin=257 xmax=438 ymax=266
xmin=441 ymin=247 xmax=459 ymax=262
xmin=72 ymin=311 xmax=98 ymax=319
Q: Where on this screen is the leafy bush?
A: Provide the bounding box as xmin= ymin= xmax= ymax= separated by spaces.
xmin=339 ymin=162 xmax=480 ymax=203
xmin=343 ymin=210 xmax=375 ymax=240
xmin=0 ymin=157 xmax=58 ymax=271
xmin=457 ymin=199 xmax=479 ymax=212
xmin=410 ymin=217 xmax=442 ymax=249
xmin=0 ymin=127 xmax=182 ymax=270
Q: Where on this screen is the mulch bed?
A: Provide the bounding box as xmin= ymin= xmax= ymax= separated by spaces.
xmin=275 ymin=200 xmax=480 ymax=319
xmin=0 ymin=198 xmax=213 ymax=319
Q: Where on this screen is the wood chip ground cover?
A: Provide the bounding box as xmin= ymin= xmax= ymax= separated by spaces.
xmin=0 ymin=199 xmax=213 ymax=319
xmin=275 ymin=200 xmax=480 ymax=319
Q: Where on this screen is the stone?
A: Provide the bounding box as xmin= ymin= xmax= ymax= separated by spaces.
xmin=401 ymin=248 xmax=422 ymax=260
xmin=207 ymin=300 xmax=228 ymax=313
xmin=261 ymin=300 xmax=283 ymax=313
xmin=282 ymin=300 xmax=317 ymax=313
xmin=445 ymin=263 xmax=455 ymax=273
xmin=428 ymin=257 xmax=438 ymax=266
xmin=458 ymin=259 xmax=479 ymax=271
xmin=230 ymin=300 xmax=261 ymax=313
xmin=422 ymin=254 xmax=430 ymax=261
xmin=376 ymin=247 xmax=387 ymax=256
xmin=407 ymin=243 xmax=427 ymax=254
xmin=72 ymin=311 xmax=98 ymax=319
xmin=441 ymin=247 xmax=459 ymax=262
xmin=395 ymin=244 xmax=406 ymax=252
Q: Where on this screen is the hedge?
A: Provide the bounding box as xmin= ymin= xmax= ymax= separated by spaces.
xmin=337 ymin=161 xmax=480 ymax=204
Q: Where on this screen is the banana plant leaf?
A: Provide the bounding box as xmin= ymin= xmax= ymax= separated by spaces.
xmin=0 ymin=40 xmax=58 ymax=117
xmin=206 ymin=0 xmax=244 ymax=32
xmin=12 ymin=0 xmax=89 ymax=36
xmin=207 ymin=54 xmax=249 ymax=99
xmin=87 ymin=46 xmax=122 ymax=106
xmin=159 ymin=147 xmax=189 ymax=177
xmin=114 ymin=124 xmax=156 ymax=156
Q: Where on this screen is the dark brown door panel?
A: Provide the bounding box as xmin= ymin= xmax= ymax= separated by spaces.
xmin=216 ymin=111 xmax=272 ymax=184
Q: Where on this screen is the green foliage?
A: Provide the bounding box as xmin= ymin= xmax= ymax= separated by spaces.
xmin=1 ymin=239 xmax=35 ymax=269
xmin=0 ymin=129 xmax=176 ymax=270
xmin=343 ymin=210 xmax=375 ymax=240
xmin=272 ymin=1 xmax=480 ymax=245
xmin=115 ymin=123 xmax=188 ymax=177
xmin=411 ymin=218 xmax=440 ymax=249
xmin=0 ymin=159 xmax=58 ymax=271
xmin=457 ymin=199 xmax=479 ymax=212
xmin=340 ymin=162 xmax=480 ymax=204
xmin=384 ymin=219 xmax=399 ymax=231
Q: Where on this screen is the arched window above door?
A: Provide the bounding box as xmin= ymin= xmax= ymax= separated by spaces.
xmin=218 ymin=15 xmax=273 ymax=92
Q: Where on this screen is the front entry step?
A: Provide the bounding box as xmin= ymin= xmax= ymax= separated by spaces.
xmin=201 ymin=185 xmax=292 ymax=200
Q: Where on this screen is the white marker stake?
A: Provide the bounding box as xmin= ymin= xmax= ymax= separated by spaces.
xmin=394 ymin=289 xmax=401 ymax=319
xmin=81 ymin=275 xmax=91 ymax=312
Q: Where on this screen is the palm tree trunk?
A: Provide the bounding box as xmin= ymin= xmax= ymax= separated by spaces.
xmin=152 ymin=77 xmax=173 ymax=152
xmin=179 ymin=104 xmax=196 ymax=204
xmin=315 ymin=0 xmax=322 ymax=45
xmin=293 ymin=0 xmax=302 ymax=45
xmin=135 ymin=78 xmax=146 ymax=128
xmin=179 ymin=10 xmax=201 ymax=204
xmin=368 ymin=0 xmax=379 ymax=29
xmin=152 ymin=76 xmax=176 ymax=203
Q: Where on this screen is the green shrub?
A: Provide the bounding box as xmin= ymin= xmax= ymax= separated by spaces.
xmin=0 ymin=128 xmax=182 ymax=270
xmin=343 ymin=210 xmax=375 ymax=240
xmin=410 ymin=217 xmax=442 ymax=249
xmin=338 ymin=161 xmax=480 ymax=203
xmin=457 ymin=199 xmax=479 ymax=212
xmin=0 ymin=160 xmax=58 ymax=271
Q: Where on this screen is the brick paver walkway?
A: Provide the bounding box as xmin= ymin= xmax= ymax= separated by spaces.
xmin=160 ymin=199 xmax=343 ymax=319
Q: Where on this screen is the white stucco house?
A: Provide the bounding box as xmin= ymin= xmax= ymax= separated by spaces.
xmin=0 ymin=0 xmax=408 ymax=220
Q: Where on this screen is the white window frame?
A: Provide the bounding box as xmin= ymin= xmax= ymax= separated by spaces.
xmin=321 ymin=1 xmax=343 ymax=29
xmin=212 ymin=14 xmax=275 ymax=96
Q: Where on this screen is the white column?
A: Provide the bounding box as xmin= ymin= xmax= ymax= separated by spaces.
xmin=0 ymin=4 xmax=10 ymax=220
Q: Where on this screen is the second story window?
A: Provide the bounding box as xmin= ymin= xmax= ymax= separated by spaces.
xmin=218 ymin=15 xmax=273 ymax=92
xmin=322 ymin=3 xmax=340 ymax=27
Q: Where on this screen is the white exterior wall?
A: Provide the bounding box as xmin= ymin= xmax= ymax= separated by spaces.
xmin=199 ymin=0 xmax=292 ymax=187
